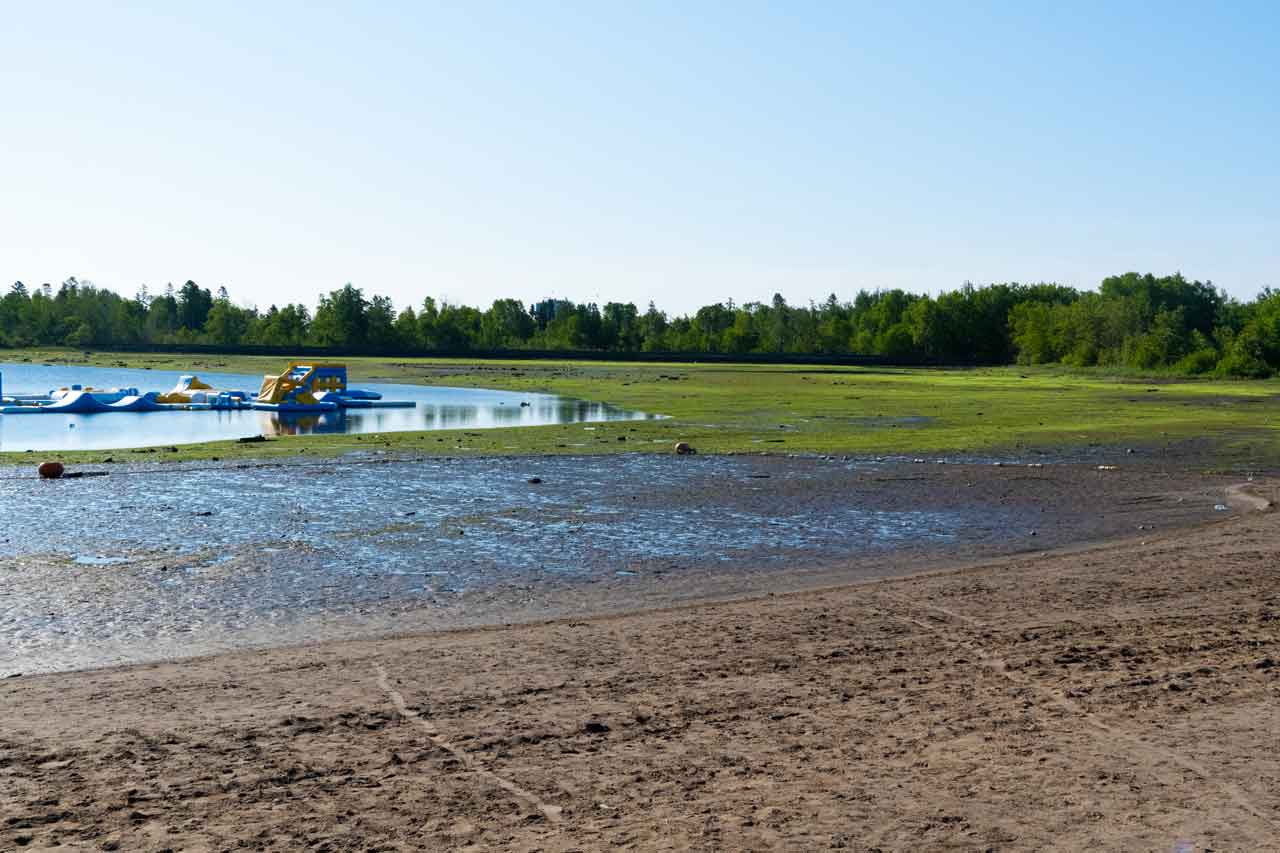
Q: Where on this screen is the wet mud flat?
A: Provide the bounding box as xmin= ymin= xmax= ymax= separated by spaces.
xmin=0 ymin=452 xmax=1240 ymax=675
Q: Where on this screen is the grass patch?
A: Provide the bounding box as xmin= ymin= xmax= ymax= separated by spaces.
xmin=2 ymin=348 xmax=1278 ymax=467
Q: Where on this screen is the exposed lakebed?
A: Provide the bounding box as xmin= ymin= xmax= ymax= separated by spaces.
xmin=0 ymin=452 xmax=1229 ymax=675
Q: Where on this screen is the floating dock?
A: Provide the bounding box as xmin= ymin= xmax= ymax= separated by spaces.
xmin=0 ymin=363 xmax=414 ymax=415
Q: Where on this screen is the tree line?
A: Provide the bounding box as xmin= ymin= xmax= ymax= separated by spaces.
xmin=1 ymin=272 xmax=1279 ymax=376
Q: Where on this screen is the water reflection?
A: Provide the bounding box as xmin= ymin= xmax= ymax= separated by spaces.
xmin=271 ymin=413 xmax=333 ymax=435
xmin=0 ymin=363 xmax=658 ymax=451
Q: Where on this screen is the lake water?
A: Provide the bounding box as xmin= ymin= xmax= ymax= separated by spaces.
xmin=0 ymin=362 xmax=655 ymax=451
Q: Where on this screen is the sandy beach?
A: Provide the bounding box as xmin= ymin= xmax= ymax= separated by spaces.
xmin=2 ymin=463 xmax=1277 ymax=851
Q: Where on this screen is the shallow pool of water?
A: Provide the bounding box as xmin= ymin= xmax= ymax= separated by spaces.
xmin=0 ymin=362 xmax=655 ymax=451
xmin=0 ymin=454 xmax=1026 ymax=674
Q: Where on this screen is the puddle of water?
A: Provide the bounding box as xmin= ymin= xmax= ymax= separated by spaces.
xmin=0 ymin=454 xmax=1026 ymax=676
xmin=0 ymin=363 xmax=657 ymax=451
xmin=72 ymin=554 xmax=128 ymax=566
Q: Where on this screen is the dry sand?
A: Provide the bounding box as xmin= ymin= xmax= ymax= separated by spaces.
xmin=3 ymin=471 xmax=1279 ymax=851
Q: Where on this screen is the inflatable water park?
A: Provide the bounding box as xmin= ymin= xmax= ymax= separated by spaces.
xmin=0 ymin=362 xmax=415 ymax=415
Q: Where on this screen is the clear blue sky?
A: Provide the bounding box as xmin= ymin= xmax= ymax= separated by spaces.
xmin=2 ymin=2 xmax=1276 ymax=314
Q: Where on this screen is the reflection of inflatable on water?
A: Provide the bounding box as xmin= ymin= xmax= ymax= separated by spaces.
xmin=266 ymin=411 xmax=347 ymax=435
xmin=0 ymin=362 xmax=414 ymax=415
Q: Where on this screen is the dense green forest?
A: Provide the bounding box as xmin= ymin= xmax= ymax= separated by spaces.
xmin=2 ymin=273 xmax=1279 ymax=376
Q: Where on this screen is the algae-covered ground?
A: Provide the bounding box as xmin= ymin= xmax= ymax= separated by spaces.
xmin=2 ymin=348 xmax=1278 ymax=467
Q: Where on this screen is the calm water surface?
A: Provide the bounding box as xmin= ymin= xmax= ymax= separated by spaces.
xmin=0 ymin=362 xmax=655 ymax=451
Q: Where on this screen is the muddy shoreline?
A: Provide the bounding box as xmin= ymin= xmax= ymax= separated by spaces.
xmin=0 ymin=467 xmax=1276 ymax=850
xmin=1 ymin=452 xmax=1244 ymax=676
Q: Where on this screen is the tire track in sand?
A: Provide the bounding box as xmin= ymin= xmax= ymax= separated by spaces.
xmin=374 ymin=663 xmax=565 ymax=824
xmin=871 ymin=586 xmax=1280 ymax=844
